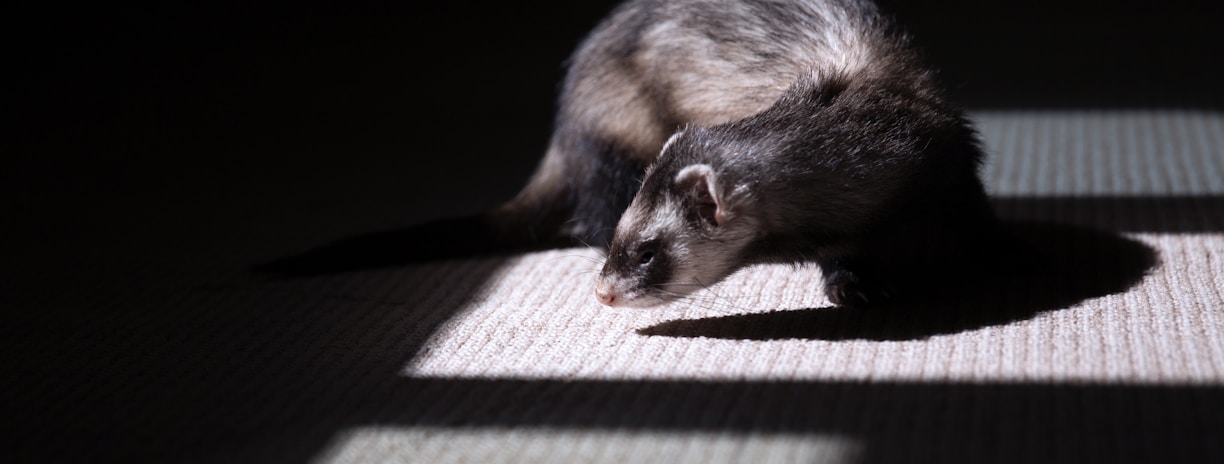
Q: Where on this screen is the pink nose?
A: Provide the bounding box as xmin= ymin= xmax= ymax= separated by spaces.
xmin=595 ymin=285 xmax=617 ymax=306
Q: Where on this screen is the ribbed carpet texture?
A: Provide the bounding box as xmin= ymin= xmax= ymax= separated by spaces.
xmin=8 ymin=110 xmax=1223 ymax=463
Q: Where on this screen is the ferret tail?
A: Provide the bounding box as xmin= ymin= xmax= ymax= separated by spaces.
xmin=252 ymin=158 xmax=576 ymax=277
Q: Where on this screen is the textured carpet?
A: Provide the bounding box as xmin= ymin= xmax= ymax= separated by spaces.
xmin=7 ymin=109 xmax=1222 ymax=463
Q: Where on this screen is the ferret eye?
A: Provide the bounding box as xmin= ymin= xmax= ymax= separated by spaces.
xmin=639 ymin=251 xmax=655 ymax=265
xmin=635 ymin=240 xmax=660 ymax=267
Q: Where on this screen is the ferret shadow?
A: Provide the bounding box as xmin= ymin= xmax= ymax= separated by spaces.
xmin=639 ymin=220 xmax=1159 ymax=341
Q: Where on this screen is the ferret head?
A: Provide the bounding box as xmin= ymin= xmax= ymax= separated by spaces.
xmin=595 ymin=130 xmax=760 ymax=308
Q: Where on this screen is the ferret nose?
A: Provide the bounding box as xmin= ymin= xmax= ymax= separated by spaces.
xmin=595 ymin=284 xmax=617 ymax=306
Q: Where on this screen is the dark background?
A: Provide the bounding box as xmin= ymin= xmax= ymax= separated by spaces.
xmin=4 ymin=2 xmax=1223 ymax=462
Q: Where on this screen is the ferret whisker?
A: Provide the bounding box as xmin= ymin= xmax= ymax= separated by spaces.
xmin=572 ymin=235 xmax=609 ymax=257
xmin=560 ymin=253 xmax=605 ymax=265
xmin=650 ymin=280 xmax=753 ymax=315
xmin=570 ymin=235 xmax=595 ymax=248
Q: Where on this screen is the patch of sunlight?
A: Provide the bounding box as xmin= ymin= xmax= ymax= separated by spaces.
xmin=313 ymin=426 xmax=861 ymax=464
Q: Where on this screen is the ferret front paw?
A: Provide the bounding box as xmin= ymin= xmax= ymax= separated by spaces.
xmin=824 ymin=270 xmax=893 ymax=307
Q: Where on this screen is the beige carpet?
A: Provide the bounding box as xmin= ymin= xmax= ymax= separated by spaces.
xmin=7 ymin=110 xmax=1223 ymax=463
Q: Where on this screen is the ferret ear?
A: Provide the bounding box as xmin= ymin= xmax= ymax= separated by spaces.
xmin=674 ymin=164 xmax=729 ymax=227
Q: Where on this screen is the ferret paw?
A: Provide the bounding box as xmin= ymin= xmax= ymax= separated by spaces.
xmin=824 ymin=271 xmax=893 ymax=308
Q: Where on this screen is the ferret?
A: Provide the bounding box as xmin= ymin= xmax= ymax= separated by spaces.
xmin=565 ymin=0 xmax=995 ymax=307
xmin=263 ymin=0 xmax=998 ymax=309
